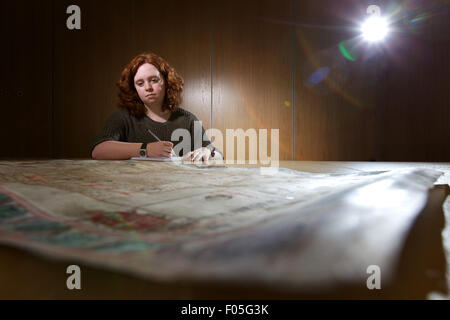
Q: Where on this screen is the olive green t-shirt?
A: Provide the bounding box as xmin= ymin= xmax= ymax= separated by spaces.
xmin=90 ymin=107 xmax=213 ymax=158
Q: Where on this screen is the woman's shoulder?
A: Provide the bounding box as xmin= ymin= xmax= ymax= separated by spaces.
xmin=103 ymin=107 xmax=137 ymax=128
xmin=106 ymin=106 xmax=128 ymax=118
xmin=172 ymin=107 xmax=198 ymax=121
xmin=114 ymin=106 xmax=131 ymax=117
xmin=110 ymin=106 xmax=141 ymax=122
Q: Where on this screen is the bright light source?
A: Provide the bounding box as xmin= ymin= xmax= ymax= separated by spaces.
xmin=361 ymin=16 xmax=389 ymax=42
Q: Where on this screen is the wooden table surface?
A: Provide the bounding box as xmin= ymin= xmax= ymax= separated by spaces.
xmin=0 ymin=161 xmax=449 ymax=299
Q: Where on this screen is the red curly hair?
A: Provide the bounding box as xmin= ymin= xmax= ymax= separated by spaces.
xmin=117 ymin=53 xmax=184 ymax=117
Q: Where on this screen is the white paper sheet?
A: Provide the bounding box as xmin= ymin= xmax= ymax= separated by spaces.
xmin=130 ymin=156 xmax=183 ymax=161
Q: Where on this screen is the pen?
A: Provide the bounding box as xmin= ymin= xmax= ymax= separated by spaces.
xmin=147 ymin=129 xmax=177 ymax=157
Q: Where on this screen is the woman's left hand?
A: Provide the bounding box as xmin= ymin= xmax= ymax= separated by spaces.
xmin=183 ymin=147 xmax=212 ymax=162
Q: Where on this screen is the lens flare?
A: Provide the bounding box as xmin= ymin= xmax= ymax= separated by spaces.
xmin=361 ymin=16 xmax=389 ymax=42
xmin=339 ymin=41 xmax=356 ymax=61
xmin=402 ymin=0 xmax=450 ymax=41
xmin=307 ymin=67 xmax=330 ymax=86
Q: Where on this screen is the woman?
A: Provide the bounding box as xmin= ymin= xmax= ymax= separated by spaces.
xmin=91 ymin=52 xmax=222 ymax=161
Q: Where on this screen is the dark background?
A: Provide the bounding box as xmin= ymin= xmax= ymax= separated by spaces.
xmin=1 ymin=0 xmax=449 ymax=161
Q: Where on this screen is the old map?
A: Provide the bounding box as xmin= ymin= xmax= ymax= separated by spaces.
xmin=0 ymin=160 xmax=443 ymax=291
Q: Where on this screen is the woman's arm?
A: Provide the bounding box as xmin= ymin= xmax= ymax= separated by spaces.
xmin=92 ymin=140 xmax=174 ymax=160
xmin=92 ymin=141 xmax=141 ymax=160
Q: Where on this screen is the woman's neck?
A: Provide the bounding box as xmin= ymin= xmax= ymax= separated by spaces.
xmin=145 ymin=104 xmax=171 ymax=122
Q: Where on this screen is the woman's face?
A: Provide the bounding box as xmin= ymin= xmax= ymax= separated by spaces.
xmin=134 ymin=63 xmax=165 ymax=109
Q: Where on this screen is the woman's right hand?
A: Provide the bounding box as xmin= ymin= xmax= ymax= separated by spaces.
xmin=147 ymin=141 xmax=174 ymax=158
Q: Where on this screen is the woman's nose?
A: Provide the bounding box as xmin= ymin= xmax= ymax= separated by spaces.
xmin=145 ymin=83 xmax=153 ymax=91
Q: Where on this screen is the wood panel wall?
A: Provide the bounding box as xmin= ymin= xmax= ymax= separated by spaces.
xmin=0 ymin=0 xmax=53 ymax=158
xmin=1 ymin=0 xmax=449 ymax=161
xmin=53 ymin=0 xmax=134 ymax=158
xmin=135 ymin=0 xmax=211 ymax=130
xmin=293 ymin=0 xmax=377 ymax=160
xmin=379 ymin=26 xmax=450 ymax=161
xmin=212 ymin=0 xmax=293 ymax=162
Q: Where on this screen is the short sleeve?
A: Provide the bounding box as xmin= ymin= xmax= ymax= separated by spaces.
xmin=90 ymin=108 xmax=128 ymax=158
xmin=188 ymin=113 xmax=212 ymax=151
